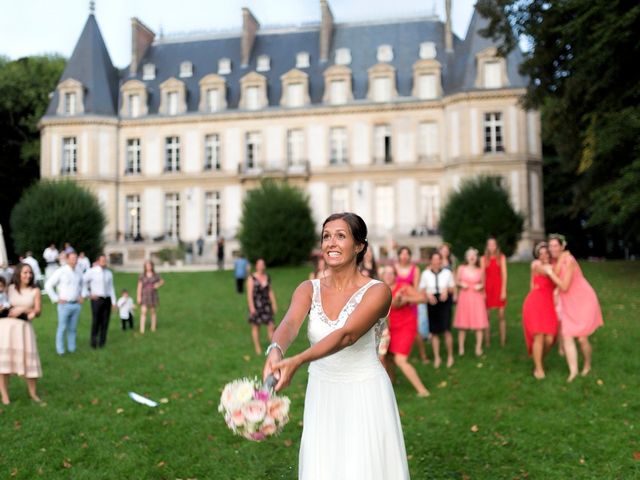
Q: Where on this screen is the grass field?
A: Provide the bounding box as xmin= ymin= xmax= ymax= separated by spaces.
xmin=0 ymin=261 xmax=638 ymax=479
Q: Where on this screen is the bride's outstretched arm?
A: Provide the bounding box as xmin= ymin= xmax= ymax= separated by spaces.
xmin=272 ymin=283 xmax=391 ymax=391
xmin=262 ymin=281 xmax=313 ymax=380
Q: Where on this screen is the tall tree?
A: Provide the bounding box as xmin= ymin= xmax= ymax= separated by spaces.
xmin=0 ymin=55 xmax=66 ymax=261
xmin=477 ymin=0 xmax=640 ymax=256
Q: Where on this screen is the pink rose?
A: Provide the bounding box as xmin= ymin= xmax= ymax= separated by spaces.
xmin=242 ymin=399 xmax=267 ymax=423
xmin=244 ymin=431 xmax=266 ymax=441
xmin=267 ymin=397 xmax=290 ymax=423
xmin=260 ymin=416 xmax=277 ymax=436
xmin=231 ymin=409 xmax=245 ymax=427
xmin=254 ymin=390 xmax=270 ymax=402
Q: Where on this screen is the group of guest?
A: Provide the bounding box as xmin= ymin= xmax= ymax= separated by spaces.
xmin=522 ymin=234 xmax=603 ymax=381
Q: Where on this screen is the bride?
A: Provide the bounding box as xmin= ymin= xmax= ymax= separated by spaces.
xmin=263 ymin=212 xmax=410 ymax=479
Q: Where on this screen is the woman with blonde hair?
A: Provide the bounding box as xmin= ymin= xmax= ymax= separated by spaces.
xmin=481 ymin=237 xmax=508 ymax=347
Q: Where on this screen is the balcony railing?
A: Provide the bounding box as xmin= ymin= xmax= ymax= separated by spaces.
xmin=237 ymin=160 xmax=310 ymax=179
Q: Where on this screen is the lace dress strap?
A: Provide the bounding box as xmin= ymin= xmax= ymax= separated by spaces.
xmin=311 ymin=279 xmax=380 ymax=327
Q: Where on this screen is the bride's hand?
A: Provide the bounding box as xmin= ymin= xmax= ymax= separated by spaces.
xmin=262 ymin=350 xmax=283 ymax=384
xmin=271 ymin=356 xmax=301 ymax=392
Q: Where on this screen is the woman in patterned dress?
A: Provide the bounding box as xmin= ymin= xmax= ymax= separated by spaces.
xmin=247 ymin=258 xmax=278 ymax=355
xmin=136 ymin=260 xmax=164 ymax=334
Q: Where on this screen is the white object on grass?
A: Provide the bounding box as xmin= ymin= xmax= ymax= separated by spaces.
xmin=128 ymin=391 xmax=158 ymax=407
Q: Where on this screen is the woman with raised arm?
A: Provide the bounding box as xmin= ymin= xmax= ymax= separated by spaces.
xmin=263 ymin=212 xmax=409 ymax=480
xmin=546 ymin=234 xmax=603 ymax=382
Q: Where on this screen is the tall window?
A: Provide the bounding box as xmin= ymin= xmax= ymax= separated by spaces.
xmin=419 ymin=184 xmax=440 ymax=230
xmin=374 ymin=185 xmax=394 ymax=231
xmin=165 ymin=136 xmax=180 ymax=172
xmin=164 ymin=193 xmax=180 ymax=240
xmin=418 ymin=74 xmax=436 ymax=100
xmin=167 ymin=92 xmax=178 ymax=115
xmin=329 ymin=127 xmax=348 ymax=165
xmin=373 ymin=77 xmax=392 ymax=102
xmin=331 ymin=187 xmax=349 ymax=213
xmin=206 ymin=88 xmax=220 ymax=113
xmin=204 ymin=191 xmax=222 ymax=239
xmin=374 ymin=125 xmax=392 ymax=164
xmin=126 ymin=139 xmax=141 ymax=174
xmin=330 ymin=80 xmax=347 ymax=105
xmin=64 ymin=92 xmax=77 ymax=115
xmin=125 ymin=194 xmax=141 ymax=239
xmin=484 ymin=61 xmax=502 ymax=88
xmin=287 ymin=129 xmax=304 ymax=166
xmin=204 ymin=134 xmax=221 ymax=171
xmin=245 ymin=132 xmax=261 ymax=169
xmin=61 ymin=137 xmax=77 ymax=174
xmin=246 ymin=86 xmax=260 ymax=110
xmin=128 ymin=93 xmax=140 ymax=117
xmin=484 ymin=112 xmax=504 ymax=153
xmin=287 ymin=83 xmax=304 ymax=107
xmin=418 ymin=122 xmax=439 ymax=160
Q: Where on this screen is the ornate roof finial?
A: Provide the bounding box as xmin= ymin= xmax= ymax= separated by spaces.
xmin=89 ymin=0 xmax=96 ymax=14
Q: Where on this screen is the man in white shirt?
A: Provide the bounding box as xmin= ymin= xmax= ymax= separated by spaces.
xmin=22 ymin=251 xmax=42 ymax=284
xmin=77 ymin=252 xmax=91 ymax=274
xmin=44 ymin=251 xmax=84 ymax=355
xmin=42 ymin=243 xmax=59 ymax=280
xmin=418 ymin=252 xmax=456 ymax=369
xmin=83 ymin=254 xmax=116 ymax=349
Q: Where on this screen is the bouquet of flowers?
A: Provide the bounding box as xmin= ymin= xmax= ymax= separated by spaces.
xmin=218 ymin=376 xmax=290 ymax=441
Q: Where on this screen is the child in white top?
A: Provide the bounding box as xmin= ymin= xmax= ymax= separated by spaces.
xmin=116 ymin=289 xmax=136 ymax=330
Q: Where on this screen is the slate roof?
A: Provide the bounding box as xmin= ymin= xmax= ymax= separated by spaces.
xmin=45 ymin=14 xmax=119 ymax=117
xmin=44 ymin=7 xmax=528 ymax=119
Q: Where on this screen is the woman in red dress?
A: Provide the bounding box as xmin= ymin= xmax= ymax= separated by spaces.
xmin=480 ymin=237 xmax=508 ymax=347
xmin=394 ymin=247 xmax=429 ymax=364
xmin=522 ymin=242 xmax=559 ymax=379
xmin=381 ymin=266 xmax=429 ymax=397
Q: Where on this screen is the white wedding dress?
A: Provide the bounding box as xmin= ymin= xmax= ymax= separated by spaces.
xmin=299 ymin=279 xmax=410 ymax=479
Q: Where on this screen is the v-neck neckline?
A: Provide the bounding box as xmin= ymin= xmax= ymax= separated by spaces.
xmin=317 ymin=279 xmax=375 ymax=323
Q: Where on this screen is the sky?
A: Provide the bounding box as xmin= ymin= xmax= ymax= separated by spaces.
xmin=0 ymin=0 xmax=477 ymax=68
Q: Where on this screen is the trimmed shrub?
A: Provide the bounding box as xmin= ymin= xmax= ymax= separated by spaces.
xmin=238 ymin=179 xmax=316 ymax=266
xmin=10 ymin=180 xmax=106 ymax=261
xmin=439 ymin=175 xmax=524 ymax=258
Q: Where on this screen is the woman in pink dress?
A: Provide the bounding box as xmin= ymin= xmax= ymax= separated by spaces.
xmin=394 ymin=247 xmax=429 ymax=364
xmin=522 ymin=242 xmax=559 ymax=379
xmin=381 ymin=266 xmax=430 ymax=397
xmin=453 ymin=248 xmax=488 ymax=357
xmin=546 ymin=234 xmax=603 ymax=382
xmin=481 ymin=237 xmax=508 ymax=347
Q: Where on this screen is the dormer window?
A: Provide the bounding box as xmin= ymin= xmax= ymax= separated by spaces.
xmin=199 ymin=74 xmax=227 ymax=113
xmin=412 ymin=58 xmax=442 ymax=100
xmin=280 ymin=69 xmax=310 ymax=108
xmin=64 ymin=92 xmax=77 ymax=115
xmin=159 ymin=77 xmax=187 ymax=115
xmin=239 ymin=72 xmax=268 ymax=110
xmin=323 ymin=65 xmax=353 ymax=105
xmin=367 ymin=63 xmax=397 ymax=102
xmin=168 ymin=92 xmax=178 ymax=115
xmin=335 ymin=48 xmax=351 ymax=66
xmin=377 ymin=45 xmax=393 ymax=63
xmin=56 ymin=78 xmax=84 ymax=116
xmin=296 ymin=52 xmax=310 ymax=69
xmin=419 ymin=42 xmax=437 ymax=60
xmin=142 ymin=63 xmax=156 ymax=80
xmin=218 ymin=58 xmax=231 ymax=75
xmin=475 ymin=47 xmax=508 ymax=89
xmin=120 ymin=80 xmax=148 ymax=117
xmin=256 ymin=55 xmax=270 ymax=72
xmin=179 ymin=61 xmax=193 ymax=78
xmin=417 ymin=74 xmax=437 ymax=100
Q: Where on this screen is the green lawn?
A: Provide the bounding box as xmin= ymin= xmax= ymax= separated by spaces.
xmin=0 ymin=262 xmax=638 ymax=479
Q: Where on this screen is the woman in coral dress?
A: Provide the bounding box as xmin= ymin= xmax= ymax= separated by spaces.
xmin=481 ymin=237 xmax=508 ymax=347
xmin=546 ymin=235 xmax=603 ymax=382
xmin=454 ymin=248 xmax=488 ymax=357
xmin=522 ymin=242 xmax=559 ymax=379
xmin=0 ymin=263 xmax=42 ymax=404
xmin=381 ymin=265 xmax=430 ymax=397
xmin=394 ymin=247 xmax=429 ymax=363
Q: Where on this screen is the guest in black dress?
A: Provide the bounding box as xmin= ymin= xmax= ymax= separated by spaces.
xmin=247 ymin=258 xmax=278 ymax=355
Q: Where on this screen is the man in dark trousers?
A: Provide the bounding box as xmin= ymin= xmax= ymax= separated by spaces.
xmin=82 ymin=254 xmax=116 ymax=348
xmin=216 ymin=237 xmax=225 ymax=270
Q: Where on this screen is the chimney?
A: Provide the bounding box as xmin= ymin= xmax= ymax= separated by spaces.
xmin=130 ymin=17 xmax=155 ymax=75
xmin=319 ymin=0 xmax=334 ymax=62
xmin=444 ymin=0 xmax=453 ymax=53
xmin=241 ymin=7 xmax=260 ymax=68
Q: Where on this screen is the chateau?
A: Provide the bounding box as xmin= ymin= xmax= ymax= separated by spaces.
xmin=39 ymin=1 xmax=543 ymax=264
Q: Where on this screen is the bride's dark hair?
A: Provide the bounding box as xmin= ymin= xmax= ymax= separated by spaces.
xmin=322 ymin=212 xmax=368 ymax=264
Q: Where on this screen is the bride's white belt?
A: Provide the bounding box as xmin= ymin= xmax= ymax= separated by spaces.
xmin=308 ymin=359 xmax=386 ymax=383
